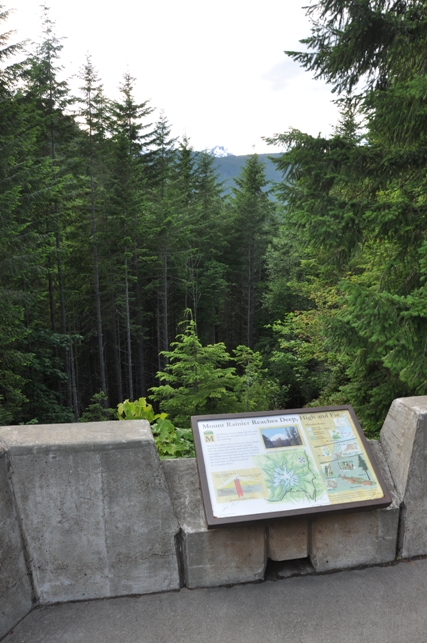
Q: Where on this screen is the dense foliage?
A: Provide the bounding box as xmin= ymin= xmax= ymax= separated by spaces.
xmin=0 ymin=6 xmax=281 ymax=428
xmin=266 ymin=0 xmax=427 ymax=434
xmin=2 ymin=1 xmax=427 ymax=439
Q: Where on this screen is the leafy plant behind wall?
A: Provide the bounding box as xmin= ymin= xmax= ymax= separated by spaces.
xmin=117 ymin=397 xmax=194 ymax=459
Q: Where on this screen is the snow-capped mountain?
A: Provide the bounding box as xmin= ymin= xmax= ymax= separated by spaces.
xmin=207 ymin=145 xmax=233 ymax=158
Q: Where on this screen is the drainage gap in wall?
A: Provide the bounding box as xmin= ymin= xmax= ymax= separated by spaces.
xmin=264 ymin=557 xmax=315 ymax=581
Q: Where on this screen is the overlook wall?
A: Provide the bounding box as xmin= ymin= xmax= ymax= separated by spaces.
xmin=1 ymin=397 xmax=427 ymax=640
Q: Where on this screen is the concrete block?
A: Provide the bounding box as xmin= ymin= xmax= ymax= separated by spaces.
xmin=310 ymin=440 xmax=399 ymax=572
xmin=0 ymin=421 xmax=180 ymax=604
xmin=0 ymin=446 xmax=33 ymax=639
xmin=162 ymin=458 xmax=266 ymax=588
xmin=380 ymin=396 xmax=427 ymax=558
xmin=267 ymin=518 xmax=308 ymax=561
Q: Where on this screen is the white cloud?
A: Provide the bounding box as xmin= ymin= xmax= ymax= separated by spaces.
xmin=6 ymin=0 xmax=339 ymax=155
xmin=262 ymin=58 xmax=306 ymax=91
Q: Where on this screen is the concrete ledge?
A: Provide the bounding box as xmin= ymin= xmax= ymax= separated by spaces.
xmin=0 ymin=446 xmax=33 ymax=640
xmin=267 ymin=518 xmax=308 ymax=561
xmin=309 ymin=440 xmax=400 ymax=572
xmin=380 ymin=396 xmax=427 ymax=558
xmin=0 ymin=422 xmax=180 ymax=604
xmin=162 ymin=458 xmax=266 ymax=588
xmin=0 ymin=422 xmax=147 ymax=455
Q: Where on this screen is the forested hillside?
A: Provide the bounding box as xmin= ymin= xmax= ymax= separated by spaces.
xmin=212 ymin=154 xmax=282 ymax=193
xmin=1 ymin=1 xmax=427 ymax=437
xmin=0 ymin=7 xmax=283 ymax=427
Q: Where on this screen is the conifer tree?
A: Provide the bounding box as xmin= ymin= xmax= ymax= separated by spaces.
xmin=0 ymin=5 xmax=32 ymax=423
xmin=23 ymin=6 xmax=78 ymax=419
xmin=144 ymin=113 xmax=177 ymax=364
xmin=228 ymin=155 xmax=275 ymax=349
xmin=190 ymin=150 xmax=228 ymax=344
xmin=107 ymin=73 xmax=153 ymax=399
xmin=173 ymin=136 xmax=200 ymax=324
xmin=76 ymin=55 xmax=109 ymax=404
xmin=150 ymin=319 xmax=240 ymax=426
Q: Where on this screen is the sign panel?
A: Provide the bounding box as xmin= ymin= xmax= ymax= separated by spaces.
xmin=191 ymin=406 xmax=392 ymax=527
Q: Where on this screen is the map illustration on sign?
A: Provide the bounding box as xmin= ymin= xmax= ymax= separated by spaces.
xmin=192 ymin=406 xmax=391 ymax=526
xmin=254 ymin=450 xmax=325 ymax=504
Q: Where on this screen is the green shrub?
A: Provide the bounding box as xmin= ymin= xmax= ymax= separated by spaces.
xmin=117 ymin=396 xmax=194 ymax=459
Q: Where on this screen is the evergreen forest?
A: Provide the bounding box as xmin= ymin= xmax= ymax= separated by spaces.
xmin=1 ymin=1 xmax=427 ymax=440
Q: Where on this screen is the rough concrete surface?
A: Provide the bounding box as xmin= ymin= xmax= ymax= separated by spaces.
xmin=267 ymin=517 xmax=308 ymax=561
xmin=0 ymin=421 xmax=180 ymax=604
xmin=380 ymin=396 xmax=427 ymax=499
xmin=0 ymin=421 xmax=150 ymax=454
xmin=381 ymin=396 xmax=427 ymax=558
xmin=310 ymin=440 xmax=400 ymax=572
xmin=163 ymin=458 xmax=266 ymax=588
xmin=0 ymin=448 xmax=33 ymax=640
xmin=4 ymin=558 xmax=427 ymax=643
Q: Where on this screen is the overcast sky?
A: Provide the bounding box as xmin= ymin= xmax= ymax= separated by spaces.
xmin=6 ymin=0 xmax=339 ymax=155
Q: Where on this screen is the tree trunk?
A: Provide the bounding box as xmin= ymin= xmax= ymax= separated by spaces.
xmin=69 ymin=336 xmax=79 ymax=421
xmin=89 ymin=123 xmax=108 ymax=404
xmin=56 ymin=230 xmax=72 ymax=408
xmin=124 ymin=253 xmax=133 ymax=399
xmin=156 ymin=292 xmax=162 ymax=372
xmin=134 ymin=273 xmax=146 ymax=395
xmin=112 ymin=304 xmax=123 ymax=403
xmin=162 ymin=249 xmax=169 ymax=352
xmin=247 ymin=242 xmax=253 ymax=349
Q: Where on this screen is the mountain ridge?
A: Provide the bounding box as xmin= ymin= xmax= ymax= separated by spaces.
xmin=208 ymin=152 xmax=283 ymax=193
xmin=191 ymin=147 xmax=284 ymax=193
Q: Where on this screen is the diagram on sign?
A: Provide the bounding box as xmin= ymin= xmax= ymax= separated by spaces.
xmin=212 ymin=468 xmax=267 ymax=502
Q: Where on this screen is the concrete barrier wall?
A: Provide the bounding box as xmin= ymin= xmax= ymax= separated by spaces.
xmin=380 ymin=397 xmax=427 ymax=558
xmin=0 ymin=421 xmax=180 ymax=607
xmin=1 ymin=396 xmax=427 ymax=637
xmin=0 ymin=445 xmax=33 ymax=640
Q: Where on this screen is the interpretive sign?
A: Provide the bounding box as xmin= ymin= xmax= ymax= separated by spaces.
xmin=191 ymin=406 xmax=392 ymax=527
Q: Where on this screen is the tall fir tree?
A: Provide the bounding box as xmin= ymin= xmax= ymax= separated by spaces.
xmin=75 ymin=55 xmax=110 ymax=405
xmin=22 ymin=6 xmax=79 ymax=420
xmin=227 ymin=154 xmax=275 ymax=349
xmin=144 ymin=112 xmax=177 ymax=366
xmin=107 ymin=72 xmax=153 ymax=400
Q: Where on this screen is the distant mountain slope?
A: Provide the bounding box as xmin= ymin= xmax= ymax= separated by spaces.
xmin=207 ymin=153 xmax=284 ymax=194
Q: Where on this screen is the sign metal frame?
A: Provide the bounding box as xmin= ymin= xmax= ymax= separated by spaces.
xmin=191 ymin=405 xmax=392 ymax=528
